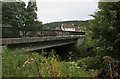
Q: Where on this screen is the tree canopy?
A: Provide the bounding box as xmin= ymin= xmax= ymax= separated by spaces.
xmin=2 ymin=0 xmax=42 ymax=37
xmin=89 ymin=2 xmax=120 ymax=58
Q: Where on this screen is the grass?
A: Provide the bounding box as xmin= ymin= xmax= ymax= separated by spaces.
xmin=2 ymin=48 xmax=99 ymax=77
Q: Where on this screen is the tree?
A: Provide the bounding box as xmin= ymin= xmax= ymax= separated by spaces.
xmin=2 ymin=0 xmax=43 ymax=37
xmin=89 ymin=2 xmax=120 ymax=58
xmin=25 ymin=0 xmax=37 ymax=31
xmin=2 ymin=1 xmax=26 ymax=37
xmin=22 ymin=0 xmax=42 ymax=36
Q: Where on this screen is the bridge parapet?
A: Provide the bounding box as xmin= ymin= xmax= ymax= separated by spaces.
xmin=3 ymin=29 xmax=85 ymax=38
xmin=1 ymin=30 xmax=85 ymax=51
xmin=2 ymin=35 xmax=85 ymax=45
xmin=2 ymin=30 xmax=85 ymax=45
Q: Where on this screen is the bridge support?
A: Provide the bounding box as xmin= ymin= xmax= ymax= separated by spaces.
xmin=73 ymin=38 xmax=85 ymax=51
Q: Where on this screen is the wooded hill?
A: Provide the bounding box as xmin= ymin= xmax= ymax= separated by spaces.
xmin=43 ymin=20 xmax=89 ymax=30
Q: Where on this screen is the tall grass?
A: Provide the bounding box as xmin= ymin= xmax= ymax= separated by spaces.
xmin=2 ymin=48 xmax=96 ymax=77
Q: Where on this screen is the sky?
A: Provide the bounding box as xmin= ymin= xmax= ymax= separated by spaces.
xmin=23 ymin=0 xmax=99 ymax=24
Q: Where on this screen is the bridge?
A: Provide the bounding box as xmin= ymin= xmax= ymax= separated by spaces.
xmin=1 ymin=30 xmax=85 ymax=51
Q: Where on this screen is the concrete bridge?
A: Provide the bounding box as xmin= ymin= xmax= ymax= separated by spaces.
xmin=2 ymin=30 xmax=85 ymax=51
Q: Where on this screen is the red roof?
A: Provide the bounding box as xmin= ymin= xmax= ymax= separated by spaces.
xmin=61 ymin=24 xmax=75 ymax=28
xmin=58 ymin=23 xmax=82 ymax=32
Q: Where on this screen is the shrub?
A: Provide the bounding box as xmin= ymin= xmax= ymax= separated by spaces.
xmin=2 ymin=48 xmax=93 ymax=77
xmin=77 ymin=56 xmax=102 ymax=70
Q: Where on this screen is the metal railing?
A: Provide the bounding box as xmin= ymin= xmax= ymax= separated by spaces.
xmin=24 ymin=30 xmax=85 ymax=37
xmin=2 ymin=30 xmax=85 ymax=44
xmin=2 ymin=28 xmax=85 ymax=38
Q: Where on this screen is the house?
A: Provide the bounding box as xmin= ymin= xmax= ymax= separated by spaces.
xmin=56 ymin=24 xmax=82 ymax=32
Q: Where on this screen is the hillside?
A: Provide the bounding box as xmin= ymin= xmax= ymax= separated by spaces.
xmin=43 ymin=20 xmax=89 ymax=30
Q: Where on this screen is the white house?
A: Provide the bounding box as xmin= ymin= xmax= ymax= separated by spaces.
xmin=61 ymin=24 xmax=75 ymax=31
xmin=56 ymin=24 xmax=82 ymax=32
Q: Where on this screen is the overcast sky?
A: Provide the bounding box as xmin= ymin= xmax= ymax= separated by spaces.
xmin=24 ymin=0 xmax=98 ymax=24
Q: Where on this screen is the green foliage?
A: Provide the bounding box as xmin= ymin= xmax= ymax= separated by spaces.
xmin=77 ymin=56 xmax=103 ymax=70
xmin=2 ymin=48 xmax=93 ymax=77
xmin=25 ymin=0 xmax=40 ymax=31
xmin=78 ymin=28 xmax=98 ymax=57
xmin=43 ymin=20 xmax=88 ymax=30
xmin=2 ymin=0 xmax=43 ymax=37
xmin=89 ymin=2 xmax=120 ymax=59
xmin=2 ymin=1 xmax=25 ymax=37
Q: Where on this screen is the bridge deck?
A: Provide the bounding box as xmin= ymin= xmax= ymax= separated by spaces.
xmin=2 ymin=35 xmax=84 ymax=45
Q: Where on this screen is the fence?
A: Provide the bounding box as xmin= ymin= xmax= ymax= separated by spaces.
xmin=2 ymin=27 xmax=85 ymax=38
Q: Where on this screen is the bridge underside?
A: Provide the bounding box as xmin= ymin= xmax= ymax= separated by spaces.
xmin=2 ymin=30 xmax=85 ymax=52
xmin=7 ymin=39 xmax=77 ymax=51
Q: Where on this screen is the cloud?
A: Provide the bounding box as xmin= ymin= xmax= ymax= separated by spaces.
xmin=37 ymin=2 xmax=98 ymax=23
xmin=23 ymin=0 xmax=98 ymax=23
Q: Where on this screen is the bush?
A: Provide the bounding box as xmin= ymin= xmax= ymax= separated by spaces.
xmin=2 ymin=48 xmax=94 ymax=77
xmin=77 ymin=56 xmax=103 ymax=70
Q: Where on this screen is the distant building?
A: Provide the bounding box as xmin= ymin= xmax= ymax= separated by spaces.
xmin=56 ymin=24 xmax=82 ymax=32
